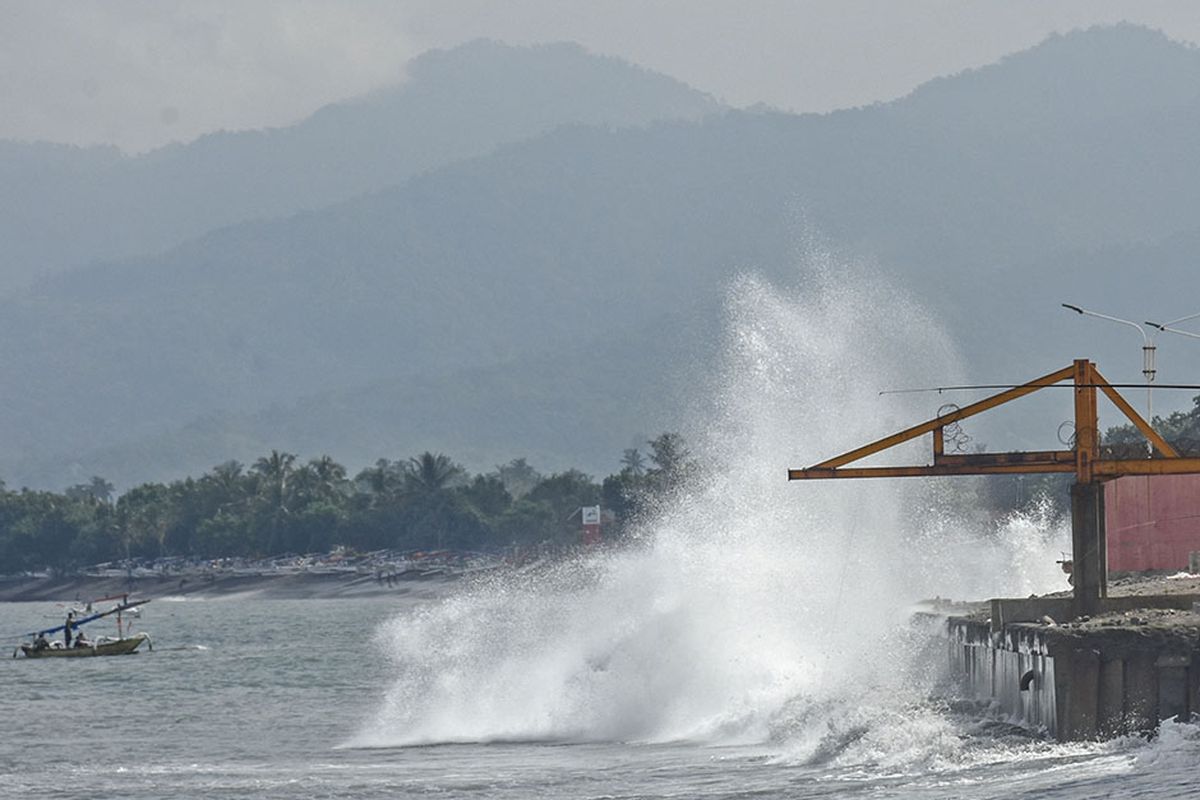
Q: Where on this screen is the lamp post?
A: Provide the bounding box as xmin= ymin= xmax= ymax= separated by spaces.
xmin=1146 ymin=312 xmax=1200 ymax=341
xmin=1061 ymin=303 xmax=1156 ymax=426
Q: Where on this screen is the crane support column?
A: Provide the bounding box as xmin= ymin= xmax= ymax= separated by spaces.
xmin=1070 ymin=481 xmax=1107 ymax=616
xmin=1070 ymin=359 xmax=1105 ymax=616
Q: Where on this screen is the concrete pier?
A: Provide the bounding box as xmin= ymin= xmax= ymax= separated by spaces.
xmin=945 ymin=599 xmax=1200 ymax=741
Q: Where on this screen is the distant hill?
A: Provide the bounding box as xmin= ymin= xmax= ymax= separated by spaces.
xmin=4 ymin=25 xmax=1200 ymax=488
xmin=0 ymin=40 xmax=719 ymax=291
xmin=15 ymin=310 xmax=711 ymax=487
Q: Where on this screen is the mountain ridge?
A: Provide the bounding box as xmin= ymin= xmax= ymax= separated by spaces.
xmin=5 ymin=24 xmax=1200 ymax=489
xmin=0 ymin=39 xmax=720 ymax=292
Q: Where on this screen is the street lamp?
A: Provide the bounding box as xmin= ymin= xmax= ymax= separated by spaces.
xmin=1146 ymin=312 xmax=1200 ymax=341
xmin=1061 ymin=303 xmax=1156 ymax=425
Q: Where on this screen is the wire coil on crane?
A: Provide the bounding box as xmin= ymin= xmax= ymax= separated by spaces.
xmin=937 ymin=403 xmax=972 ymax=453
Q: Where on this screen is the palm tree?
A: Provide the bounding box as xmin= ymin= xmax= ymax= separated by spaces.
xmin=647 ymin=433 xmax=696 ymax=493
xmin=66 ymin=476 xmax=115 ymax=505
xmin=405 ymin=452 xmax=464 ymax=494
xmin=620 ymin=448 xmax=645 ymax=476
xmin=309 ymin=455 xmax=348 ymax=501
xmin=354 ymin=458 xmax=403 ymax=504
xmin=89 ymin=476 xmax=115 ymax=504
xmin=289 ymin=463 xmax=319 ymax=506
xmin=252 ymin=450 xmax=297 ymax=513
xmin=251 ymin=450 xmax=297 ymax=555
xmin=207 ymin=460 xmax=247 ymax=499
xmin=648 ymin=433 xmax=689 ymax=476
xmin=494 ymin=457 xmax=541 ymax=499
xmin=210 ymin=460 xmax=245 ymax=490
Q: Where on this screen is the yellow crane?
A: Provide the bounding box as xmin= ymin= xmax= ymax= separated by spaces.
xmin=788 ymin=359 xmax=1200 ymax=615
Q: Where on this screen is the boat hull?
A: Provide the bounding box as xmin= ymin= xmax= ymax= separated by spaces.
xmin=20 ymin=633 xmax=149 ymax=658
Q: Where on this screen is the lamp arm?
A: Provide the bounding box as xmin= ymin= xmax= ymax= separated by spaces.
xmin=1156 ymin=324 xmax=1200 ymax=341
xmin=1164 ymin=311 xmax=1200 ymax=328
xmin=1062 ymin=305 xmax=1151 ymax=345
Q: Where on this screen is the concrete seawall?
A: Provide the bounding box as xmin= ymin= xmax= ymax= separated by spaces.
xmin=949 ymin=617 xmax=1058 ymax=735
xmin=945 ymin=606 xmax=1200 ymax=741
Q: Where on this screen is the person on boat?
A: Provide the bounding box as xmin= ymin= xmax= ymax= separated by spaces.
xmin=74 ymin=630 xmax=90 ymax=648
xmin=32 ymin=632 xmax=49 ymax=651
xmin=64 ymin=611 xmax=75 ymax=647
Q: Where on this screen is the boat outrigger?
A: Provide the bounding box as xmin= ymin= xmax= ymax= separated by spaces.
xmin=13 ymin=594 xmax=152 ymax=659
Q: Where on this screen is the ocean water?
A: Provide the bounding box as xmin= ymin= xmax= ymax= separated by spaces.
xmin=2 ymin=596 xmax=1200 ymax=800
xmin=5 ymin=265 xmax=1200 ymax=797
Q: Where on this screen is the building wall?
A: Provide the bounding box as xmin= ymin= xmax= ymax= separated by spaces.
xmin=1106 ymin=474 xmax=1200 ymax=573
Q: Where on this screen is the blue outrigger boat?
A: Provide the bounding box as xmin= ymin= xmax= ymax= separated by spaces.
xmin=13 ymin=594 xmax=152 ymax=658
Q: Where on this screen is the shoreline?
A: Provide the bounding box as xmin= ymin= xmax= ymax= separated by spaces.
xmin=7 ymin=568 xmax=1197 ymax=605
xmin=0 ymin=570 xmax=463 ymax=603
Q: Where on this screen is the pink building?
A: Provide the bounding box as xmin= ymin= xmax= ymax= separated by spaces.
xmin=1106 ymin=474 xmax=1200 ymax=573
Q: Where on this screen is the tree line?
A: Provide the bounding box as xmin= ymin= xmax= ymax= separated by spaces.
xmin=1103 ymin=394 xmax=1200 ymax=457
xmin=14 ymin=390 xmax=1189 ymax=576
xmin=0 ymin=433 xmax=698 ymax=574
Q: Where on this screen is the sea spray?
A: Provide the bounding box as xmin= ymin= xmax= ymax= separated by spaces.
xmin=354 ymin=258 xmax=1070 ymax=753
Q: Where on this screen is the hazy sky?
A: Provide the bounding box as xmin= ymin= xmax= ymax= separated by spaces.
xmin=4 ymin=1 xmax=1199 ymax=152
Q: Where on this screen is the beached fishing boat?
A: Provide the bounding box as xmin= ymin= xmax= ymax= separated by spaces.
xmin=12 ymin=594 xmax=152 ymax=659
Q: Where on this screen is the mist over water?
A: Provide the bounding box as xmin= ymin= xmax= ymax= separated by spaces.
xmin=354 ymin=258 xmax=1071 ymax=762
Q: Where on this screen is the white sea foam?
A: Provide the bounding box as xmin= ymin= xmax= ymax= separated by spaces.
xmin=353 ymin=251 xmax=1071 ymax=755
